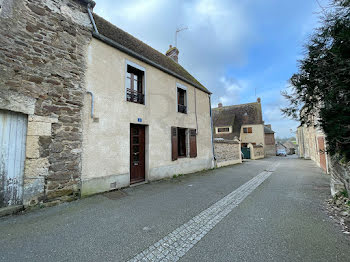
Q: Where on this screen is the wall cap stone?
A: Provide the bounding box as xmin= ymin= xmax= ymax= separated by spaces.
xmin=214 ymin=140 xmax=239 ymax=144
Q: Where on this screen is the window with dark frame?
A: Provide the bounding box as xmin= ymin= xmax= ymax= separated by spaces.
xmin=217 ymin=127 xmax=230 ymax=133
xmin=126 ymin=65 xmax=144 ymax=104
xmin=177 ymin=88 xmax=187 ymax=114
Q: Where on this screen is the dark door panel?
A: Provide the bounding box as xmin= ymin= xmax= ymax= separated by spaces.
xmin=130 ymin=124 xmax=145 ymax=184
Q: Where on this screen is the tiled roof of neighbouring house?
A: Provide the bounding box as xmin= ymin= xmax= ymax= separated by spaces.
xmin=212 ymin=102 xmax=263 ymax=140
xmin=92 ymin=14 xmax=209 ymax=94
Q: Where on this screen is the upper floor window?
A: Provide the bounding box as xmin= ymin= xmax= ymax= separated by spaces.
xmin=243 ymin=127 xmax=253 ymax=133
xmin=177 ymin=84 xmax=187 ymax=114
xmin=126 ymin=63 xmax=145 ymax=105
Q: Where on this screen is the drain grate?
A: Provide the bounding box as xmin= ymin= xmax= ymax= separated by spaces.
xmin=103 ymin=190 xmax=127 ymax=200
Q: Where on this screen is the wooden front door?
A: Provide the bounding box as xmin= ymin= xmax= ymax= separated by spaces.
xmin=317 ymin=136 xmax=327 ymax=172
xmin=130 ymin=124 xmax=145 ymax=184
xmin=0 ymin=110 xmax=27 ymax=207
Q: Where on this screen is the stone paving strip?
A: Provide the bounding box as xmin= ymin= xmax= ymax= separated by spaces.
xmin=127 ymin=162 xmax=280 ymax=262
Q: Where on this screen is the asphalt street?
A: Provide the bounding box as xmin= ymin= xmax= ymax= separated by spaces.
xmin=0 ymin=156 xmax=349 ymax=261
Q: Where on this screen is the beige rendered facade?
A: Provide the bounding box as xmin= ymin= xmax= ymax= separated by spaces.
xmin=81 ymin=38 xmax=214 ymax=196
xmin=240 ymin=124 xmax=265 ymax=147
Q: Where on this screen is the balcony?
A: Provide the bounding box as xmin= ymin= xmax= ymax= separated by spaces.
xmin=126 ymin=88 xmax=144 ymax=104
xmin=178 ymin=104 xmax=187 ymax=114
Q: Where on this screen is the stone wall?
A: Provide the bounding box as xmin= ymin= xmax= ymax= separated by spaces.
xmin=214 ymin=140 xmax=242 ymax=167
xmin=0 ymin=0 xmax=93 ymax=206
xmin=248 ymin=144 xmax=264 ymax=160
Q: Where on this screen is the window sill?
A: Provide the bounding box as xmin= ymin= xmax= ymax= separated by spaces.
xmin=126 ymin=100 xmax=145 ymax=106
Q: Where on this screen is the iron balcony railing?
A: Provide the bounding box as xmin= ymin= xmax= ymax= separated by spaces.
xmin=126 ymin=88 xmax=144 ymax=104
xmin=178 ymin=104 xmax=187 ymax=114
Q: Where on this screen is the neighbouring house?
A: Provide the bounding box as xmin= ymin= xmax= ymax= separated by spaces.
xmin=0 ymin=0 xmax=214 ymax=211
xmin=297 ymin=107 xmax=329 ymax=173
xmin=264 ymin=124 xmax=276 ymax=156
xmin=212 ymin=98 xmax=265 ymax=159
xmin=297 ymin=108 xmax=350 ymax=197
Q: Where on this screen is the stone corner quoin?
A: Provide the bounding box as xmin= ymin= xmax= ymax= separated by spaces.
xmin=0 ymin=0 xmax=93 ymax=207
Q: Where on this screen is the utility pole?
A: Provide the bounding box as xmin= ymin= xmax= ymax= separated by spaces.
xmin=175 ymin=27 xmax=188 ymax=47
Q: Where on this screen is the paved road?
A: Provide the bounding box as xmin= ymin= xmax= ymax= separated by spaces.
xmin=0 ymin=157 xmax=349 ymax=261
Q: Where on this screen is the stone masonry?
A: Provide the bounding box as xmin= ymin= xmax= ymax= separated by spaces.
xmin=214 ymin=139 xmax=242 ymax=167
xmin=0 ymin=0 xmax=94 ymax=206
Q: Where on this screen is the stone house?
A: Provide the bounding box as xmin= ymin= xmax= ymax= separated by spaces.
xmin=0 ymin=0 xmax=214 ymax=210
xmin=264 ymin=124 xmax=276 ymax=156
xmin=297 ymin=108 xmax=349 ymax=197
xmin=297 ymin=124 xmax=328 ymax=172
xmin=212 ymin=98 xmax=265 ymax=159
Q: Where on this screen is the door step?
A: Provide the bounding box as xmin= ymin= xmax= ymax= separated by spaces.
xmin=0 ymin=205 xmax=24 ymax=217
xmin=130 ymin=181 xmax=148 ymax=187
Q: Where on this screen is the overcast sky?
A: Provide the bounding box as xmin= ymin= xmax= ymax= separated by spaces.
xmin=94 ymin=0 xmax=327 ymax=138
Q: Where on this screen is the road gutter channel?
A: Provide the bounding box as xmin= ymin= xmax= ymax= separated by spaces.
xmin=127 ymin=162 xmax=280 ymax=262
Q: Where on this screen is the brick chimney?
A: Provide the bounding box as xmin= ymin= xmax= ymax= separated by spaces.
xmin=257 ymin=97 xmax=261 ymax=103
xmin=218 ymin=103 xmax=223 ymax=108
xmin=166 ymin=45 xmax=179 ymax=63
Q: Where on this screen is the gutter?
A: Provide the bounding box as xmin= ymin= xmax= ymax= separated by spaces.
xmin=92 ymin=32 xmax=211 ymax=95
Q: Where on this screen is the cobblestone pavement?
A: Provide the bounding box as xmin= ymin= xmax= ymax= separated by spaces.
xmin=128 ymin=163 xmax=280 ymax=262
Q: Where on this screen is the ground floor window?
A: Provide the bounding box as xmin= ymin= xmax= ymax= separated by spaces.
xmin=171 ymin=127 xmax=197 ymax=160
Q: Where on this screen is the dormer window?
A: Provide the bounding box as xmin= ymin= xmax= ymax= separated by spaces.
xmin=125 ymin=61 xmax=145 ymax=105
xmin=177 ymin=84 xmax=187 ymax=114
xmin=216 ymin=126 xmax=232 ymax=134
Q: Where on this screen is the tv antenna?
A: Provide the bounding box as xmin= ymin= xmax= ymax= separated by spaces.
xmin=175 ymin=27 xmax=188 ymax=47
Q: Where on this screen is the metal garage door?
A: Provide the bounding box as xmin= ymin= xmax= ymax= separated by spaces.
xmin=0 ymin=110 xmax=27 ymax=207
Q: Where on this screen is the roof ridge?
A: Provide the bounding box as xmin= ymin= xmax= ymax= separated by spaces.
xmin=212 ymin=101 xmax=260 ymax=110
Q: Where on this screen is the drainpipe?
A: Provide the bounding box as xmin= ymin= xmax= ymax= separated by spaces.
xmin=194 ymin=88 xmax=198 ymax=134
xmin=86 ymin=91 xmax=94 ymax=118
xmin=87 ymin=3 xmax=99 ymax=34
xmin=209 ymin=94 xmax=216 ymax=166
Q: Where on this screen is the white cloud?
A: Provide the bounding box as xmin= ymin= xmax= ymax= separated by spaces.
xmin=94 ymin=0 xmax=255 ymax=92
